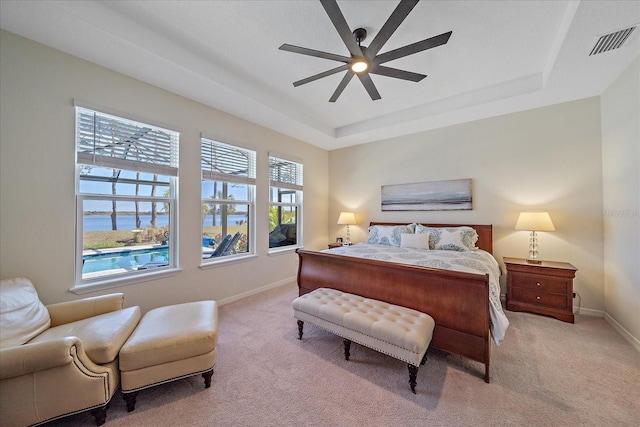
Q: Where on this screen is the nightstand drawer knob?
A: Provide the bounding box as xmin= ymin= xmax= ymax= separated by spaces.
xmin=536 ymin=282 xmax=541 ymax=287
xmin=536 ymin=296 xmax=541 ymax=300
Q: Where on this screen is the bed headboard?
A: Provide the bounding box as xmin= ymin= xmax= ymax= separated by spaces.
xmin=369 ymin=222 xmax=493 ymax=254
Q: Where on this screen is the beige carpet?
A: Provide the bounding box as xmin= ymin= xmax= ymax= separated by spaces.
xmin=45 ymin=281 xmax=639 ymax=426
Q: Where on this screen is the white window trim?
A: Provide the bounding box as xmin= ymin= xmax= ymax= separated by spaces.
xmin=74 ymin=106 xmax=179 ymax=288
xmin=200 ymin=138 xmax=256 ymax=265
xmin=268 ymin=154 xmax=303 ymax=253
xmin=70 ymin=267 xmax=182 ymax=295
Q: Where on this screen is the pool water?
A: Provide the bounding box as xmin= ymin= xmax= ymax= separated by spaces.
xmin=83 ymin=247 xmax=168 ymax=273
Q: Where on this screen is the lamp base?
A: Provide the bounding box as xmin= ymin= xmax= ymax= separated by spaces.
xmin=526 ymin=231 xmax=541 ymax=264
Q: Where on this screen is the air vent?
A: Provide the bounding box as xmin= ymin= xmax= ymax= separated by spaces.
xmin=588 ymin=26 xmax=637 ymax=56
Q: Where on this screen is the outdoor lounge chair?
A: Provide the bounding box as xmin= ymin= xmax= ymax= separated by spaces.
xmin=209 ymin=234 xmax=233 ymax=258
xmin=137 ymin=261 xmax=168 ymax=270
xmin=268 ymin=223 xmax=296 ymax=247
xmin=223 ymin=232 xmax=242 ymax=256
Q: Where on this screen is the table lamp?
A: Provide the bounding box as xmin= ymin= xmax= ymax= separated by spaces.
xmin=337 ymin=212 xmax=356 ymax=245
xmin=515 ymin=211 xmax=555 ymax=263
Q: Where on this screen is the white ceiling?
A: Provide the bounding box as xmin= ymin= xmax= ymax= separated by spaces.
xmin=1 ymin=0 xmax=638 ymax=150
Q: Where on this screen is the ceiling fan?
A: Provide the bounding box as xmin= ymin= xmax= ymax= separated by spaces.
xmin=279 ymin=0 xmax=452 ymax=102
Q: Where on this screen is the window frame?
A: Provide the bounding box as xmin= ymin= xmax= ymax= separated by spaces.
xmin=200 ymin=137 xmax=256 ymax=266
xmin=268 ymin=154 xmax=303 ymax=253
xmin=73 ymin=106 xmax=180 ymax=292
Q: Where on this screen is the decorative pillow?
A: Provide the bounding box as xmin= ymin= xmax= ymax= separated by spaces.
xmin=430 ymin=227 xmax=479 ymax=251
xmin=0 ymin=277 xmax=51 ymax=348
xmin=367 ymin=224 xmax=414 ymax=246
xmin=400 ymin=233 xmax=431 ymax=250
xmin=415 ymin=224 xmax=436 ymax=248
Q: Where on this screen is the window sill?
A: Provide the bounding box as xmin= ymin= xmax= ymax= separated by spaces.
xmin=70 ymin=267 xmax=181 ymax=295
xmin=200 ymin=253 xmax=257 ymax=269
xmin=268 ymin=245 xmax=302 ymax=256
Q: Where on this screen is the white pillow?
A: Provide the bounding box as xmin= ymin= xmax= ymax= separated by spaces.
xmin=400 ymin=233 xmax=431 ymax=250
xmin=0 ymin=277 xmax=51 ymax=348
xmin=415 ymin=224 xmax=435 ymax=248
xmin=415 ymin=225 xmax=479 ymax=251
xmin=432 ymin=227 xmax=479 ymax=251
xmin=367 ymin=224 xmax=414 ymax=246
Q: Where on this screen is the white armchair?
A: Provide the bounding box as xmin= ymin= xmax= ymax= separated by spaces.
xmin=0 ymin=278 xmax=141 ymax=426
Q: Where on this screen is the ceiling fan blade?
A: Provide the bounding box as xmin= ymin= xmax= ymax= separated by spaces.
xmin=373 ymin=31 xmax=452 ymax=65
xmin=279 ymin=44 xmax=351 ymax=63
xmin=370 ymin=65 xmax=426 ymax=82
xmin=366 ymin=0 xmax=419 ymax=59
xmin=358 ymin=73 xmax=382 ymax=101
xmin=293 ymin=64 xmax=350 ymax=87
xmin=329 ymin=72 xmax=354 ymax=103
xmin=320 ymin=0 xmax=363 ymax=57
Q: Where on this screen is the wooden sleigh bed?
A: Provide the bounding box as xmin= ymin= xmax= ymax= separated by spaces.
xmin=296 ymin=222 xmax=495 ymax=382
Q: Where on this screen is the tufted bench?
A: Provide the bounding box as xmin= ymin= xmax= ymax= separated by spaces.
xmin=292 ymin=288 xmax=435 ymax=393
xmin=119 ymin=301 xmax=218 ymax=411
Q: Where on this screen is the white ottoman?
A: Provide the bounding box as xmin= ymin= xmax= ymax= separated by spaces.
xmin=119 ymin=301 xmax=218 ymax=411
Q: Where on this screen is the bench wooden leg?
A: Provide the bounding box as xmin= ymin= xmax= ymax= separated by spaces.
xmin=408 ymin=364 xmax=419 ymax=394
xmin=123 ymin=391 xmax=138 ymax=412
xmin=420 ymin=353 xmax=428 ymax=365
xmin=202 ymin=368 xmax=214 ymax=388
xmin=297 ymin=320 xmax=304 ymax=339
xmin=343 ymin=339 xmax=351 ymax=361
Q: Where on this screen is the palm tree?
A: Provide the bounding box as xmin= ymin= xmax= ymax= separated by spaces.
xmin=150 ymin=174 xmax=158 ymax=228
xmin=110 ymin=168 xmax=118 ymax=230
xmin=135 ymin=172 xmax=141 ymax=229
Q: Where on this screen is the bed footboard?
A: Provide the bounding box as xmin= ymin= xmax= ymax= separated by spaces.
xmin=296 ymin=248 xmax=491 ymax=382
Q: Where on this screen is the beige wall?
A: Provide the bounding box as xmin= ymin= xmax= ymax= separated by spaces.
xmin=329 ymin=97 xmax=605 ymax=313
xmin=601 ymin=56 xmax=640 ymax=347
xmin=2 ymin=28 xmax=636 ymax=346
xmin=0 ymin=30 xmax=329 ymax=312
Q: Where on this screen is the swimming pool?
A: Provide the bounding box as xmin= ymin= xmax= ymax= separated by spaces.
xmin=82 ymin=246 xmax=168 ymax=274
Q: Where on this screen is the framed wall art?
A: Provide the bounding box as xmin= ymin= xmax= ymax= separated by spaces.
xmin=381 ymin=178 xmax=472 ymax=211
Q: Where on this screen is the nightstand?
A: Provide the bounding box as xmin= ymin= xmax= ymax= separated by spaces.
xmin=504 ymin=257 xmax=577 ymax=323
xmin=328 ymin=242 xmax=354 ymax=249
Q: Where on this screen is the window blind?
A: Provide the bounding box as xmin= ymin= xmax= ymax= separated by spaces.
xmin=201 ymin=138 xmax=256 ymax=185
xmin=76 ymin=107 xmax=179 ymax=176
xmin=269 ymin=155 xmax=303 ymax=191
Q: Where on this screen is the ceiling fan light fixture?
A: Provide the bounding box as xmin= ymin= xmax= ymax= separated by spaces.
xmin=280 ymin=0 xmax=452 ymax=102
xmin=350 ymin=58 xmax=369 ymax=73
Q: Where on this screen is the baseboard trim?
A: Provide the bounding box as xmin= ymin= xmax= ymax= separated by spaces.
xmin=573 ymin=306 xmax=604 ymax=318
xmin=604 ymin=312 xmax=640 ymax=352
xmin=217 ymin=276 xmax=296 ymax=307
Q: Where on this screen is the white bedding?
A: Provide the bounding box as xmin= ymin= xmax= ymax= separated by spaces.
xmin=324 ymin=243 xmax=510 ymax=344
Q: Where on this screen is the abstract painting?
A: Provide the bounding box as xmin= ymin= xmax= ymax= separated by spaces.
xmin=381 ymin=179 xmax=472 ymax=211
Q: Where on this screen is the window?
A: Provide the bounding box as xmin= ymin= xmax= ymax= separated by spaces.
xmin=269 ymin=155 xmax=303 ymax=249
xmin=75 ymin=107 xmax=179 ymax=285
xmin=201 ymin=138 xmax=255 ymax=262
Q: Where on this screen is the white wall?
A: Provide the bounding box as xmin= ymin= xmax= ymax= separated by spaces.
xmin=329 ymin=97 xmax=605 ymax=313
xmin=0 ymin=30 xmax=329 ymax=312
xmin=601 ymin=56 xmax=640 ymax=347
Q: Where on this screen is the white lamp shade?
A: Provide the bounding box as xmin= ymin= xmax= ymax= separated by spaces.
xmin=515 ymin=212 xmax=555 ymax=231
xmin=337 ymin=212 xmax=356 ymax=225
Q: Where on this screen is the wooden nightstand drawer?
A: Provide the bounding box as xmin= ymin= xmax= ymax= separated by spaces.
xmin=510 ymin=272 xmax=568 ymax=294
xmin=510 ymin=287 xmax=568 ymax=309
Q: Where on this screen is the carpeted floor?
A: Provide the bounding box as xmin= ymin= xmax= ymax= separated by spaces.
xmin=45 ymin=281 xmax=639 ymax=426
